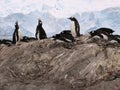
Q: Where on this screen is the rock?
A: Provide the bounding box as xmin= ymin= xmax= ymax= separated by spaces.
xmin=0 ymin=36 xmax=120 ymax=90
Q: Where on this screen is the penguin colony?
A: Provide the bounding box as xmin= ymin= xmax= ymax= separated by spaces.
xmin=9 ymin=16 xmax=120 ymax=44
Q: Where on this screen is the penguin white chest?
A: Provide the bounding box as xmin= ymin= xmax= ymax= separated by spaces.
xmin=70 ymin=21 xmax=76 ymax=37
xmin=101 ymin=34 xmax=108 ymax=40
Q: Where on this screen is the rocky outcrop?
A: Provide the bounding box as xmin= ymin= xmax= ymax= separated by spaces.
xmin=0 ymin=36 xmax=120 ymax=90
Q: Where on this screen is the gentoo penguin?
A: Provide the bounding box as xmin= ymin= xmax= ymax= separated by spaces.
xmin=95 ymin=28 xmax=114 ymax=35
xmin=61 ymin=30 xmax=71 ymax=35
xmin=89 ymin=31 xmax=103 ymax=39
xmin=108 ymin=35 xmax=120 ymax=43
xmin=89 ymin=28 xmax=114 ymax=40
xmin=52 ymin=30 xmax=75 ymax=43
xmin=21 ymin=36 xmax=36 ymax=42
xmin=68 ymin=17 xmax=80 ymax=37
xmin=12 ymin=21 xmax=22 ymax=44
xmin=35 ymin=19 xmax=47 ymax=40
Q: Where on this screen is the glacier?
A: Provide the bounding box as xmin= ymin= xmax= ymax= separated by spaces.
xmin=0 ymin=7 xmax=120 ymax=39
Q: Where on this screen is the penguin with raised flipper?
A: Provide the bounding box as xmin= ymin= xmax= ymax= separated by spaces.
xmin=68 ymin=17 xmax=80 ymax=37
xmin=35 ymin=19 xmax=47 ymax=40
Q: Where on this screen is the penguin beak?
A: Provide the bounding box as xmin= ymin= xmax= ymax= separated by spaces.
xmin=67 ymin=17 xmax=71 ymax=19
xmin=67 ymin=18 xmax=71 ymax=20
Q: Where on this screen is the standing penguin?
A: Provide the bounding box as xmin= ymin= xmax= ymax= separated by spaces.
xmin=12 ymin=21 xmax=22 ymax=44
xmin=35 ymin=19 xmax=47 ymax=40
xmin=68 ymin=17 xmax=80 ymax=37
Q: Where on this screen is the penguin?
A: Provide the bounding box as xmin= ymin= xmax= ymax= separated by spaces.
xmin=108 ymin=35 xmax=120 ymax=43
xmin=94 ymin=28 xmax=114 ymax=35
xmin=12 ymin=21 xmax=22 ymax=44
xmin=0 ymin=39 xmax=12 ymax=46
xmin=21 ymin=36 xmax=36 ymax=42
xmin=68 ymin=17 xmax=80 ymax=37
xmin=101 ymin=33 xmax=108 ymax=40
xmin=52 ymin=30 xmax=75 ymax=43
xmin=89 ymin=31 xmax=104 ymax=39
xmin=61 ymin=30 xmax=71 ymax=35
xmin=89 ymin=28 xmax=114 ymax=40
xmin=35 ymin=19 xmax=47 ymax=40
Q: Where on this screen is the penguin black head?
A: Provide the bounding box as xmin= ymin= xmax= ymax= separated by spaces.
xmin=15 ymin=21 xmax=19 ymax=29
xmin=38 ymin=18 xmax=42 ymax=25
xmin=68 ymin=17 xmax=76 ymax=21
xmin=15 ymin=21 xmax=18 ymax=25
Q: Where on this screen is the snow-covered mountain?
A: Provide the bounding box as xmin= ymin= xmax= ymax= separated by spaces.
xmin=83 ymin=7 xmax=120 ymax=34
xmin=0 ymin=13 xmax=34 ymax=37
xmin=1 ymin=0 xmax=120 ymax=18
xmin=0 ymin=10 xmax=69 ymax=37
xmin=1 ymin=7 xmax=120 ymax=38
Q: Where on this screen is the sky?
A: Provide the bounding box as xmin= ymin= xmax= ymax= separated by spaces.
xmin=0 ymin=0 xmax=120 ymax=17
